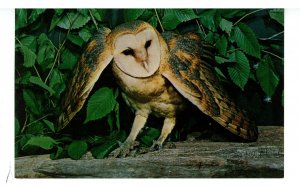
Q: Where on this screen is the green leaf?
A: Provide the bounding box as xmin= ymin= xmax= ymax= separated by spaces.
xmin=219 ymin=18 xmax=233 ymax=35
xmin=199 ymin=15 xmax=216 ymax=31
xmin=43 ymin=119 xmax=55 ymax=132
xmin=215 ymin=56 xmax=230 ymax=64
xmin=67 ymin=33 xmax=84 ymax=47
xmin=148 ymin=16 xmax=158 ymax=28
xmin=19 ymin=45 xmax=36 ymax=67
xmin=90 ymin=9 xmax=106 ymax=21
xmin=269 ymin=9 xmax=284 ymax=26
xmin=59 ymin=48 xmax=79 ymax=70
xmin=26 ymin=120 xmax=44 ymax=135
xmin=85 ymin=87 xmax=117 ymax=123
xmin=216 ymin=35 xmax=228 ymax=56
xmin=48 ymin=69 xmax=62 ymax=89
xmin=20 ymin=35 xmax=37 ymax=52
xmin=50 ymin=146 xmax=64 ymax=160
xmin=214 ymin=67 xmax=227 ymax=80
xmin=57 ymin=12 xmax=90 ymax=30
xmin=162 ymin=9 xmax=198 ymax=30
xmin=91 ymin=131 xmax=126 ymax=159
xmin=232 ymin=23 xmax=261 ymax=58
xmin=23 ymin=136 xmax=57 ymax=150
xmin=29 ymin=76 xmax=55 ymax=95
xmin=140 ymin=127 xmax=160 ymax=147
xmin=16 ymin=9 xmax=27 ymax=30
xmin=67 ymin=140 xmax=88 ymax=160
xmin=15 ymin=118 xmax=20 ymax=135
xmin=227 ymin=51 xmax=250 ymax=90
xmin=124 ymin=9 xmax=145 ymax=22
xmin=79 ymin=28 xmax=92 ymax=42
xmin=29 ymin=9 xmax=45 ymax=23
xmin=256 ymin=56 xmax=279 ymax=97
xmin=23 ymin=89 xmax=41 ymax=115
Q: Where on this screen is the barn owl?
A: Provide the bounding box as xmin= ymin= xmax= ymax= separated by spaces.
xmin=58 ymin=20 xmax=258 ymax=157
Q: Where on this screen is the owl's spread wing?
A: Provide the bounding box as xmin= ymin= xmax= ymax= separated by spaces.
xmin=161 ymin=32 xmax=258 ymax=141
xmin=58 ymin=27 xmax=113 ymax=131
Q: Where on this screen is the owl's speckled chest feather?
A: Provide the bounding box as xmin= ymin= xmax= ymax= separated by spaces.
xmin=112 ymin=62 xmax=186 ymax=117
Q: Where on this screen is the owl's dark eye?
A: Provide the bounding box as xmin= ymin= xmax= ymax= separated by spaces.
xmin=122 ymin=48 xmax=134 ymax=56
xmin=145 ymin=40 xmax=152 ymax=49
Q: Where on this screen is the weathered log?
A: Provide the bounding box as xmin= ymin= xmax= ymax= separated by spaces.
xmin=15 ymin=126 xmax=283 ymax=178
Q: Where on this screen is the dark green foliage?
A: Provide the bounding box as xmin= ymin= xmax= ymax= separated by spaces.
xmin=15 ymin=9 xmax=284 ymax=160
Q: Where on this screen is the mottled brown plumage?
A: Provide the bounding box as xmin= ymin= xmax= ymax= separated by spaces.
xmin=58 ymin=20 xmax=257 ymax=157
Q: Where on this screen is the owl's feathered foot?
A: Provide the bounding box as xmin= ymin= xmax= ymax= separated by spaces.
xmin=110 ymin=140 xmax=140 ymax=158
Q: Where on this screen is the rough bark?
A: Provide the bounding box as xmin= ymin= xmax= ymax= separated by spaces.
xmin=15 ymin=126 xmax=283 ymax=178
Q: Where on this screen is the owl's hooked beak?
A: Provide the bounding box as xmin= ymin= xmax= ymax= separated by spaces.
xmin=142 ymin=61 xmax=149 ymax=72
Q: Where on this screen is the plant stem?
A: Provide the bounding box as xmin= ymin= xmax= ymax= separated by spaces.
xmin=154 ymin=9 xmax=165 ymax=32
xmin=260 ymin=31 xmax=284 ymax=40
xmin=233 ymin=9 xmax=264 ymax=26
xmin=89 ymin=10 xmax=99 ymax=31
xmin=196 ymin=19 xmax=206 ymax=37
xmin=21 ymin=112 xmax=28 ymax=134
xmin=262 ymin=50 xmax=284 ymax=61
xmin=26 ymin=114 xmax=51 ymax=127
xmin=44 ymin=26 xmax=71 ymax=84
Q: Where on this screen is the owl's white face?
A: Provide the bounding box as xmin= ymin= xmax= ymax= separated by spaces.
xmin=113 ymin=28 xmax=161 ymax=78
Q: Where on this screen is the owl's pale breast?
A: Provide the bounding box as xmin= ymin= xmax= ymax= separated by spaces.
xmin=112 ymin=62 xmax=186 ymax=118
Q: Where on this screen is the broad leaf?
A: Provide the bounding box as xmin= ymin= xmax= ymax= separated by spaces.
xmin=16 ymin=9 xmax=27 ymax=30
xmin=162 ymin=9 xmax=198 ymax=30
xmin=269 ymin=9 xmax=284 ymax=26
xmin=215 ymin=56 xmax=230 ymax=64
xmin=227 ymin=51 xmax=250 ymax=90
xmin=23 ymin=136 xmax=57 ymax=150
xmin=91 ymin=131 xmax=126 ymax=159
xmin=90 ymin=9 xmax=106 ymax=21
xmin=23 ymin=89 xmax=41 ymax=115
xmin=67 ymin=33 xmax=84 ymax=47
xmin=124 ymin=9 xmax=145 ymax=22
xmin=256 ymin=56 xmax=279 ymax=97
xmin=15 ymin=118 xmax=20 ymax=135
xmin=20 ymin=35 xmax=37 ymax=52
xmin=43 ymin=119 xmax=55 ymax=132
xmin=29 ymin=9 xmax=45 ymax=23
xmin=57 ymin=12 xmax=90 ymax=30
xmin=19 ymin=45 xmax=36 ymax=67
xmin=216 ymin=35 xmax=228 ymax=56
xmin=79 ymin=28 xmax=92 ymax=42
xmin=199 ymin=15 xmax=216 ymax=31
xmin=59 ymin=49 xmax=79 ymax=70
xmin=85 ymin=87 xmax=117 ymax=123
xmin=232 ymin=23 xmax=261 ymax=58
xmin=219 ymin=18 xmax=233 ymax=35
xmin=68 ymin=140 xmax=88 ymax=160
xmin=29 ymin=76 xmax=55 ymax=95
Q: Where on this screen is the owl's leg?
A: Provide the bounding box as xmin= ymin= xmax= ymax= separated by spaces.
xmin=111 ymin=113 xmax=148 ymax=158
xmin=151 ymin=117 xmax=176 ymax=151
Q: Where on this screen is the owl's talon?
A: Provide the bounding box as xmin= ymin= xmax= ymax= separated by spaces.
xmin=109 ymin=140 xmax=140 ymax=158
xmin=150 ymin=140 xmax=163 ymax=151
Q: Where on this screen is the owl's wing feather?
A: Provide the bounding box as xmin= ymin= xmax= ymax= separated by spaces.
xmin=58 ymin=27 xmax=113 ymax=131
xmin=161 ymin=32 xmax=258 ymax=141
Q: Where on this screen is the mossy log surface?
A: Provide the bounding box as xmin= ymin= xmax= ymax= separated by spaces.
xmin=15 ymin=126 xmax=283 ymax=178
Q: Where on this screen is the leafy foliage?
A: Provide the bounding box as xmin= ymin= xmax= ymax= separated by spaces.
xmin=15 ymin=9 xmax=284 ymax=160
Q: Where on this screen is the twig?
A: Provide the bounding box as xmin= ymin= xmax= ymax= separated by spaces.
xmin=154 ymin=9 xmax=165 ymax=32
xmin=33 ymin=64 xmax=42 ymax=81
xmin=44 ymin=14 xmax=72 ymax=84
xmin=196 ymin=19 xmax=206 ymax=37
xmin=260 ymin=31 xmax=284 ymax=40
xmin=21 ymin=112 xmax=28 ymax=133
xmin=26 ymin=114 xmax=52 ymax=127
xmin=262 ymin=50 xmax=284 ymax=61
xmin=233 ymin=9 xmax=264 ymax=26
xmin=89 ymin=10 xmax=99 ymax=31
